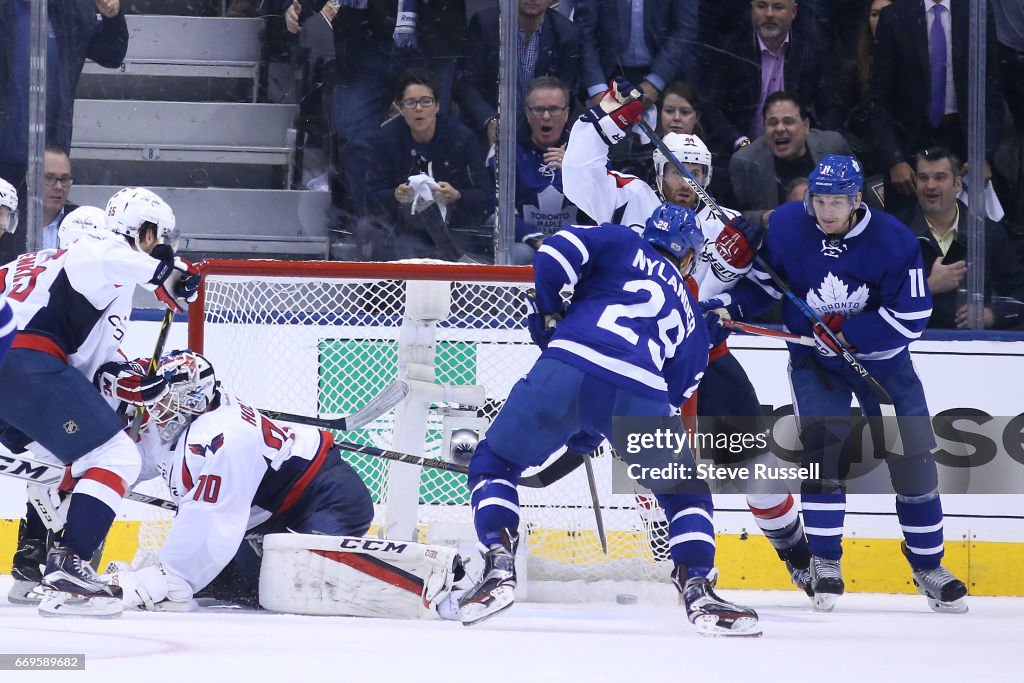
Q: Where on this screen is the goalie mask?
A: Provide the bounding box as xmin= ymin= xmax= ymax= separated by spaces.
xmin=0 ymin=177 xmax=18 ymax=234
xmin=58 ymin=206 xmax=111 ymax=249
xmin=652 ymin=132 xmax=713 ymax=196
xmin=105 ymin=187 xmax=178 ymax=248
xmin=150 ymin=350 xmax=218 ymax=442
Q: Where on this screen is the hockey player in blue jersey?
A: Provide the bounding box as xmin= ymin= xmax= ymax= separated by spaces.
xmin=563 ymin=78 xmax=814 ymax=596
xmin=725 ymin=155 xmax=968 ymax=613
xmin=458 ymin=204 xmax=761 ymax=636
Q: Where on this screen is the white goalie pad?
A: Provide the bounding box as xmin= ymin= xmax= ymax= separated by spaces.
xmin=259 ymin=533 xmax=463 ymax=619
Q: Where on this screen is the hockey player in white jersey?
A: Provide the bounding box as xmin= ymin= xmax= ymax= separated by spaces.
xmin=563 ymin=79 xmax=815 ymax=594
xmin=0 ymin=179 xmax=17 ymax=364
xmin=104 ymin=351 xmax=461 ymax=619
xmin=0 ymin=187 xmax=200 ymax=617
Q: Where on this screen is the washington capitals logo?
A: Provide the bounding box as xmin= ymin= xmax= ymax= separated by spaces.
xmin=820 ymin=238 xmax=847 ymax=258
xmin=189 ymin=433 xmax=225 ymax=458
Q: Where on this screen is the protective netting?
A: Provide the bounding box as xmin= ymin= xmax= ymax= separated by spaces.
xmin=138 ymin=261 xmax=673 ymax=584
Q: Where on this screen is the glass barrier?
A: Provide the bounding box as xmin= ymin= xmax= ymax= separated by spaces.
xmin=1 ymin=0 xmax=1020 ymax=330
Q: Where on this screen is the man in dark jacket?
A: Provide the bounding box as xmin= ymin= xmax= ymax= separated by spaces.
xmin=457 ymin=0 xmax=581 ymax=146
xmin=0 ymin=0 xmax=127 ymax=260
xmin=895 ymin=147 xmax=1024 ymax=330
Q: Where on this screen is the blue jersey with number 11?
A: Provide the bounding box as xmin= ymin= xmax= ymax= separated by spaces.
xmin=534 ymin=223 xmax=709 ymax=407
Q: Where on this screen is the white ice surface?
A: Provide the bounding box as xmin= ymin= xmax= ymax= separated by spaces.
xmin=0 ymin=575 xmax=1019 ymax=683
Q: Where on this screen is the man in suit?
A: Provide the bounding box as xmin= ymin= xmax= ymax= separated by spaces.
xmin=457 ymin=0 xmax=581 ymax=146
xmin=871 ymin=0 xmax=1004 ymax=215
xmin=895 ymin=146 xmax=1024 ymax=330
xmin=574 ymin=0 xmax=698 ymax=108
xmin=730 ymin=91 xmax=851 ymax=227
xmin=702 ymin=0 xmax=841 ymax=154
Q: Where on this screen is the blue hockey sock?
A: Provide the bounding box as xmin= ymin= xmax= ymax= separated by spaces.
xmin=802 ymin=492 xmax=845 ymax=560
xmin=60 ymin=468 xmax=124 ymax=560
xmin=896 ymin=491 xmax=944 ymax=570
xmin=659 ymin=493 xmax=715 ymax=579
xmin=468 ymin=441 xmax=524 ymax=546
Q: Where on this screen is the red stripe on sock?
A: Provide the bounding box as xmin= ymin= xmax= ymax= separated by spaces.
xmin=749 ymin=494 xmax=794 ymax=520
xmin=81 ymin=468 xmax=126 ymax=497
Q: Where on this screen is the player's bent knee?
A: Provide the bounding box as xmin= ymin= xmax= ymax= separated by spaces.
xmin=69 ymin=430 xmax=142 ymax=488
xmin=259 ymin=533 xmax=463 ymax=619
xmin=467 ymin=440 xmax=524 ymax=488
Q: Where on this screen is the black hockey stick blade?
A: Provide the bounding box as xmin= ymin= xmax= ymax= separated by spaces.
xmin=260 ymin=380 xmax=410 ymax=432
xmin=583 ymin=455 xmax=608 ymax=554
xmin=635 ymin=117 xmax=904 ymax=456
xmin=130 ymin=307 xmax=175 ymax=441
xmin=125 ymin=490 xmax=178 ymax=512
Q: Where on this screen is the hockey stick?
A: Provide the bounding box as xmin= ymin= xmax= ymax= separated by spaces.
xmin=130 ymin=307 xmax=175 ymax=441
xmin=633 ymin=117 xmax=905 ymax=455
xmin=334 ymin=439 xmax=558 ymax=489
xmin=722 ymin=319 xmax=815 ymax=347
xmin=260 ymin=380 xmax=410 ymax=431
xmin=582 ymin=455 xmax=608 ymax=554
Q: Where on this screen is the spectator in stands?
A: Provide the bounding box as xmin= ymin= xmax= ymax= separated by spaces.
xmin=729 ymin=91 xmax=851 ymax=228
xmin=702 ymin=0 xmax=841 ymax=155
xmin=895 ymin=147 xmax=1024 ymax=330
xmin=871 ymin=0 xmax=1004 ymax=214
xmin=800 ymin=0 xmax=868 ymax=70
xmin=365 ymin=69 xmax=491 ymax=262
xmin=0 ymin=0 xmax=128 ymax=261
xmin=328 ymin=0 xmax=469 ymax=223
xmin=494 ymin=76 xmax=589 ymax=265
xmin=785 ymin=175 xmax=808 ymax=202
xmin=993 ymin=0 xmax=1024 ymax=134
xmin=39 ymin=146 xmax=78 ymax=250
xmin=457 ymin=0 xmax=581 ymax=147
xmin=574 ymin=0 xmax=699 ymax=108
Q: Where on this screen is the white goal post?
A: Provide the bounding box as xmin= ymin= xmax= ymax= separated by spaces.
xmin=174 ymin=259 xmax=675 ymax=592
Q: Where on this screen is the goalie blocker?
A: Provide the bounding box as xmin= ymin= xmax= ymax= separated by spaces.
xmin=259 ymin=533 xmax=467 ymax=620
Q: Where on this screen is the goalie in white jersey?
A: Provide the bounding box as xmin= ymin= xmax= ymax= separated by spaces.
xmin=0 ymin=187 xmax=200 ymax=617
xmin=106 ymin=350 xmax=465 ymax=619
xmin=563 ymin=79 xmax=816 ymax=596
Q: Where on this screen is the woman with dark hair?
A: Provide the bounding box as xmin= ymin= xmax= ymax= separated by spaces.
xmin=365 ymin=68 xmax=492 ymax=261
xmin=840 ymin=0 xmax=891 ymax=175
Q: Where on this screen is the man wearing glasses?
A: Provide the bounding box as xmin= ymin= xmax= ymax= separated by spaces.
xmin=40 ymin=147 xmax=78 ymax=250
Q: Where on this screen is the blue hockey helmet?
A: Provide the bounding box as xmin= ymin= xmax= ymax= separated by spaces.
xmin=642 ymin=203 xmax=703 ymax=269
xmin=805 ymin=154 xmax=864 ymax=215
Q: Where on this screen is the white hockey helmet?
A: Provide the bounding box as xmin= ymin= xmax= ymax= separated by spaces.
xmin=105 ymin=187 xmax=176 ymax=245
xmin=150 ymin=350 xmax=218 ymax=442
xmin=58 ymin=205 xmax=111 ymax=249
xmin=0 ymin=177 xmax=19 ymax=234
xmin=652 ymin=132 xmax=713 ymax=195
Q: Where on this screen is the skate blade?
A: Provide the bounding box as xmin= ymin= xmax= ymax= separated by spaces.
xmin=460 ymin=586 xmax=515 ymax=626
xmin=812 ymin=593 xmax=840 ymax=613
xmin=38 ymin=590 xmax=123 ymax=618
xmin=7 ymin=581 xmax=46 ymax=605
xmin=693 ymin=614 xmax=763 ymax=638
xmin=927 ymin=597 xmax=968 ymax=614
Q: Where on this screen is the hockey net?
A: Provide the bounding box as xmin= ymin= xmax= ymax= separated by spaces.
xmin=136 ymin=259 xmax=674 ymax=591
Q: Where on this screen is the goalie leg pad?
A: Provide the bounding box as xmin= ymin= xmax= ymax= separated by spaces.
xmin=259 ymin=533 xmax=463 ymax=619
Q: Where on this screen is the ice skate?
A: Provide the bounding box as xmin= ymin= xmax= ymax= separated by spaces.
xmin=459 ymin=529 xmax=517 ymax=626
xmin=38 ymin=546 xmax=123 ymax=618
xmin=786 ymin=558 xmax=813 ymax=598
xmin=809 ymin=556 xmax=844 ymax=612
xmin=8 ymin=520 xmax=49 ymax=605
xmin=902 ymin=544 xmax=968 ymax=614
xmin=673 ymin=568 xmax=762 ymax=637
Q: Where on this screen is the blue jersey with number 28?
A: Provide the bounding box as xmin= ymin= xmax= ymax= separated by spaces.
xmin=534 ymin=223 xmax=709 ymax=407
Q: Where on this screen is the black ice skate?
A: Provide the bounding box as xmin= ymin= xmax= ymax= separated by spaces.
xmin=786 ymin=558 xmax=814 ymax=598
xmin=672 ymin=568 xmax=762 ymax=637
xmin=459 ymin=529 xmax=518 ymax=626
xmin=8 ymin=520 xmax=48 ymax=605
xmin=38 ymin=546 xmax=123 ymax=618
xmin=809 ymin=556 xmax=844 ymax=612
xmin=903 ymin=543 xmax=968 ymax=614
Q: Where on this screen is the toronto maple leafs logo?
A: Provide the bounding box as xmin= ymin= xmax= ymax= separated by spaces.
xmin=820 ymin=238 xmax=847 ymax=258
xmin=189 ymin=433 xmax=225 ymax=458
xmin=806 ymin=273 xmax=869 ymax=317
xmin=523 ymin=184 xmax=575 ymax=233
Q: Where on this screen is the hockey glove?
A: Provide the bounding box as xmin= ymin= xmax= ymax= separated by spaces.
xmin=524 ymin=288 xmax=562 ymax=350
xmin=582 ymin=77 xmax=644 ymax=146
xmin=95 ymin=360 xmax=169 ymax=406
xmin=811 ymin=314 xmax=853 ymax=357
xmin=149 ymin=244 xmax=201 ymax=313
xmin=699 ymin=297 xmax=743 ymax=322
xmin=105 ymin=563 xmax=195 ymax=611
xmin=714 ymin=215 xmax=763 ymax=271
xmin=703 ymin=308 xmax=732 ymax=348
xmin=566 ymin=431 xmax=606 ymax=457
